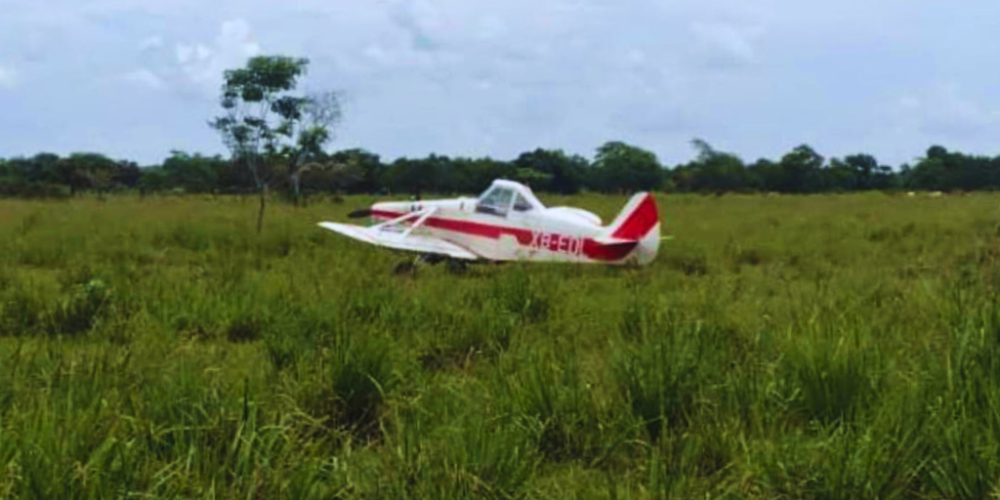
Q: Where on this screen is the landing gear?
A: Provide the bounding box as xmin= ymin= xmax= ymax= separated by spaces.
xmin=393 ymin=259 xmax=417 ymax=276
xmin=445 ymin=259 xmax=468 ymax=275
xmin=418 ymin=253 xmax=446 ymax=266
xmin=392 ymin=254 xmax=468 ymax=276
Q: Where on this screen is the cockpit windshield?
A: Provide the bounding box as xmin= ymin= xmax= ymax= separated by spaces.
xmin=476 ymin=187 xmax=514 ymax=217
xmin=513 ymin=193 xmax=533 ymax=212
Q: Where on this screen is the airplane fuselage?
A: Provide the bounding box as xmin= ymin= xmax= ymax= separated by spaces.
xmin=319 ymin=179 xmax=662 ymax=266
xmin=368 ymin=197 xmax=660 ymax=265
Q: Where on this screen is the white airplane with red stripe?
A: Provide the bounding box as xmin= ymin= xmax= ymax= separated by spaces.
xmin=318 ymin=179 xmax=662 ymax=267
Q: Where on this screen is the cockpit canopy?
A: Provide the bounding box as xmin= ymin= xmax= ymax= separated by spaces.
xmin=475 ymin=180 xmax=544 ymax=217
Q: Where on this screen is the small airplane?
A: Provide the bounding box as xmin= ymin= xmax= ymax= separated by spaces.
xmin=318 ymin=179 xmax=662 ymax=271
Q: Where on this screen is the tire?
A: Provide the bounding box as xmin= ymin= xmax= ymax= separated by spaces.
xmin=445 ymin=259 xmax=468 ymax=275
xmin=393 ymin=261 xmax=416 ymax=276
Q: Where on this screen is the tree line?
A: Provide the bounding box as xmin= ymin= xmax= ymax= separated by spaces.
xmin=3 ymin=141 xmax=1000 ymax=199
xmin=3 ymin=54 xmax=1000 ymax=200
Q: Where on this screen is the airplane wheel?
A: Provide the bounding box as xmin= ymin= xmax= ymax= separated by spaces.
xmin=445 ymin=259 xmax=468 ymax=275
xmin=393 ymin=261 xmax=417 ymax=276
xmin=418 ymin=253 xmax=445 ymax=266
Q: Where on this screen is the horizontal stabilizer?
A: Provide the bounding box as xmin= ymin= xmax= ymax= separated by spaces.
xmin=592 ymin=236 xmax=639 ymax=246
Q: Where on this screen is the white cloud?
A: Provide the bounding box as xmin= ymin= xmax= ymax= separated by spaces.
xmin=388 ymin=0 xmax=443 ymax=51
xmin=122 ymin=68 xmax=166 ymax=90
xmin=477 ymin=15 xmax=507 ymax=41
xmin=690 ymin=21 xmax=761 ymax=68
xmin=896 ymin=82 xmax=999 ymax=136
xmin=174 ymin=19 xmax=260 ymax=91
xmin=5 ymin=0 xmax=1000 ymax=166
xmin=0 ymin=64 xmax=18 ymax=89
xmin=138 ymin=35 xmax=163 ymax=52
xmin=175 ymin=44 xmax=192 ymax=64
xmin=132 ymin=19 xmax=261 ymax=97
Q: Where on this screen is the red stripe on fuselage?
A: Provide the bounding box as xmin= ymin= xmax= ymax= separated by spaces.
xmin=370 ymin=209 xmax=637 ymax=262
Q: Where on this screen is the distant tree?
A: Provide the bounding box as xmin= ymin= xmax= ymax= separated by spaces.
xmin=513 ymin=148 xmax=587 ymax=194
xmin=834 ymin=154 xmax=893 ymax=191
xmin=907 ymin=158 xmax=946 ymax=191
xmin=162 ymin=151 xmax=222 ymax=193
xmin=956 ymin=154 xmax=993 ymax=191
xmin=59 ymin=153 xmax=118 ymax=195
xmin=302 ymin=161 xmax=365 ymax=194
xmin=114 ymin=160 xmax=142 ymax=189
xmin=678 ymin=139 xmax=748 ymax=193
xmin=453 ymin=157 xmax=515 ymax=194
xmin=384 ymin=156 xmax=452 ymax=196
xmin=907 ymin=146 xmax=953 ymax=191
xmin=747 ymin=158 xmax=781 ymax=192
xmin=591 ymin=141 xmax=663 ymax=193
xmin=927 ymin=145 xmax=949 ymax=160
xmin=988 ymin=157 xmax=1000 ymax=190
xmin=210 ymin=55 xmax=311 ymax=233
xmin=777 ymin=145 xmax=825 ymax=193
xmin=511 ymin=167 xmax=553 ymax=188
xmin=282 ymin=91 xmax=343 ymax=204
xmin=140 ymin=167 xmax=170 ymax=193
xmin=30 ymin=153 xmax=61 ymax=184
xmin=325 ymin=148 xmax=383 ymax=194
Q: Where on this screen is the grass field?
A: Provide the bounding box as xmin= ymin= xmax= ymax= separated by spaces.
xmin=2 ymin=191 xmax=1000 ymax=499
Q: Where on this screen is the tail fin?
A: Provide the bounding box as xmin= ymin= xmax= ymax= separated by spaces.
xmin=604 ymin=192 xmax=660 ymax=241
xmin=590 ymin=192 xmax=661 ymax=266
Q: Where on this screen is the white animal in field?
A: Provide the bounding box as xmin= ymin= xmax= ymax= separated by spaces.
xmin=318 ymin=179 xmax=663 ymax=268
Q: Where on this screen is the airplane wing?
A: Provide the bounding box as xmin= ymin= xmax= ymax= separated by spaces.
xmin=317 ymin=209 xmax=479 ymax=260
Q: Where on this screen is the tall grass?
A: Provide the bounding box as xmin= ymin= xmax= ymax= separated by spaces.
xmin=2 ymin=191 xmax=1000 ymax=497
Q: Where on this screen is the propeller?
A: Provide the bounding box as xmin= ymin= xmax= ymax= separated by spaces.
xmin=347 ymin=208 xmax=373 ymax=219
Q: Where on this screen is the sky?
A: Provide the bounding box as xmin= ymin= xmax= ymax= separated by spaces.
xmin=1 ymin=0 xmax=999 ymax=167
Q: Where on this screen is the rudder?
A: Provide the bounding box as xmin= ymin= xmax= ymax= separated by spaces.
xmin=605 ymin=192 xmax=660 ymax=241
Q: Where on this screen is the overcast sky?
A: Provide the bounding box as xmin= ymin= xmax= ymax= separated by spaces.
xmin=1 ymin=0 xmax=999 ymax=167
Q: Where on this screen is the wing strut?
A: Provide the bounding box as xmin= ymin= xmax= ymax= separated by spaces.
xmin=402 ymin=207 xmax=438 ymax=238
xmin=373 ymin=210 xmax=424 ymax=230
xmin=318 ymin=207 xmax=476 ymax=260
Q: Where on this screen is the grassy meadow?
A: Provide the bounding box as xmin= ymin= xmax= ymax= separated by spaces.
xmin=2 ymin=191 xmax=1000 ymax=498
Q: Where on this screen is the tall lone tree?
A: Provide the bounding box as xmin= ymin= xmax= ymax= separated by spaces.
xmin=211 ymin=55 xmax=341 ymax=233
xmin=283 ymin=90 xmax=342 ymax=204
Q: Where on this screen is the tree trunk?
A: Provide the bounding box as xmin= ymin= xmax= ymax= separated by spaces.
xmin=292 ymin=171 xmax=302 ymax=207
xmin=256 ymin=183 xmax=267 ymax=234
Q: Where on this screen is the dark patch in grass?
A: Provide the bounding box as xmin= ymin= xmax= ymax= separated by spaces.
xmin=493 ymin=348 xmax=613 ymax=463
xmin=778 ymin=335 xmax=884 ymax=426
xmin=0 ymin=284 xmax=45 ymax=336
xmin=419 ymin=348 xmax=476 ymax=372
xmin=867 ymin=223 xmax=917 ymax=244
xmin=17 ymin=244 xmax=69 ymax=268
xmin=225 ymin=314 xmax=265 ymax=343
xmin=733 ymin=247 xmax=766 ymax=267
xmin=420 ymin=312 xmax=513 ymax=372
xmin=340 ymin=284 xmax=398 ymax=324
xmin=298 ymin=330 xmax=398 ymax=441
xmin=173 ymin=314 xmax=212 ymax=341
xmin=17 ymin=210 xmax=44 ymax=236
xmin=665 ymin=251 xmax=709 ymax=276
xmin=490 ymin=269 xmax=551 ymax=323
xmin=48 ymin=279 xmax=112 ymax=336
xmin=619 ymin=298 xmax=646 ymax=342
xmin=613 ymin=320 xmax=724 ymax=442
